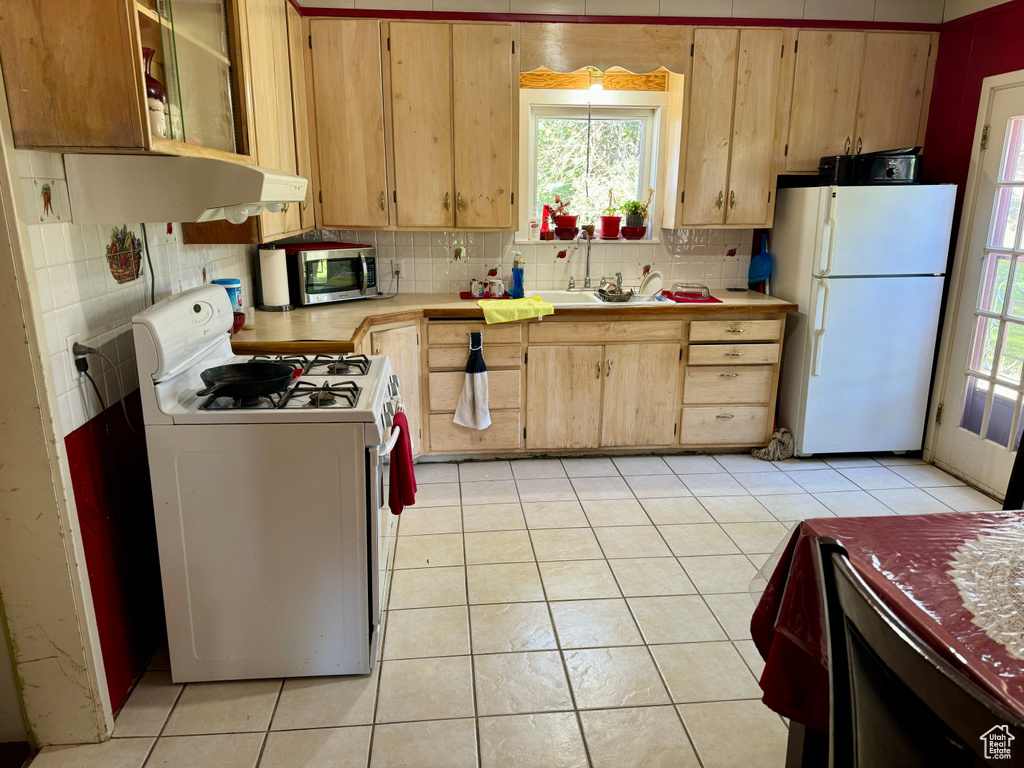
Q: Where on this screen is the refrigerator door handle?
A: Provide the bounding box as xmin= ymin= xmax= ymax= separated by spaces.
xmin=812 ymin=278 xmax=831 ymax=376
xmin=821 ymin=186 xmax=838 ymax=277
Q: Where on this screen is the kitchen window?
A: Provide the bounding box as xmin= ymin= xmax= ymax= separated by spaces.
xmin=518 ymin=89 xmax=669 ymax=239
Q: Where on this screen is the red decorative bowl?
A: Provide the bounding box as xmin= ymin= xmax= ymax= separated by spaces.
xmin=554 ymin=215 xmax=578 ymax=228
xmin=621 ymin=226 xmax=647 ymax=240
xmin=555 ymin=226 xmax=579 ymax=240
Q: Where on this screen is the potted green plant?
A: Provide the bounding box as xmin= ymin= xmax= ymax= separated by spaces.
xmin=599 ymin=191 xmax=621 ymax=239
xmin=619 ymin=189 xmax=654 ymax=240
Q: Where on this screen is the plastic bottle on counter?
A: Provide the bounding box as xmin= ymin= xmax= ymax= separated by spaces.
xmin=510 ymin=252 xmax=525 ymax=299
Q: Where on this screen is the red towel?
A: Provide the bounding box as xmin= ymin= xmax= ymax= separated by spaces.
xmin=389 ymin=411 xmax=417 ymax=515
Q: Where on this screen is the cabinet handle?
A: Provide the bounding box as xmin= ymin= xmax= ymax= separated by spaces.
xmin=726 ymin=352 xmax=744 ymax=357
xmin=300 ymin=200 xmax=307 ymax=213
xmin=596 ymin=361 xmax=601 ymax=379
xmin=445 ymin=193 xmax=451 ymax=211
xmin=719 ymin=373 xmax=739 ymax=378
xmin=729 ymin=191 xmax=735 ymax=209
xmin=606 ymin=360 xmax=613 ymax=377
xmin=716 ymin=191 xmax=724 ymax=209
xmin=717 ymin=414 xmax=735 ymax=419
xmin=856 ymin=136 xmax=863 ymax=155
xmin=457 ymin=192 xmax=462 ymax=212
xmin=844 ymin=136 xmax=852 ymax=154
xmin=726 ymin=328 xmax=745 ymax=333
xmin=380 ymin=191 xmax=385 ymax=211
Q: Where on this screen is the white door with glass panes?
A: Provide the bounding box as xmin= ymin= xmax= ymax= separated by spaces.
xmin=932 ymin=78 xmax=1024 ymax=497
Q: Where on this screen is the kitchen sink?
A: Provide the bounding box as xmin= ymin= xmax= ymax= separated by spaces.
xmin=531 ymin=290 xmax=604 ymax=306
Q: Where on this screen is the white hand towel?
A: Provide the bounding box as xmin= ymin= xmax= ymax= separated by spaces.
xmin=454 ymin=332 xmax=491 ymax=430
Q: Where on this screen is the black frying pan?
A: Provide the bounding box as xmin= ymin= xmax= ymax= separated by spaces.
xmin=198 ymin=362 xmax=295 ymax=399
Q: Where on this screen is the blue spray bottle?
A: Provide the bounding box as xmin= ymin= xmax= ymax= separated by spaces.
xmin=510 ymin=251 xmax=525 ymax=299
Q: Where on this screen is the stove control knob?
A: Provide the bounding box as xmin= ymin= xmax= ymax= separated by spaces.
xmin=389 ymin=375 xmax=400 ymax=397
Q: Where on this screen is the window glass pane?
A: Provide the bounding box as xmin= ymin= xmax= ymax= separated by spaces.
xmin=977 ymin=253 xmax=1012 ymax=314
xmin=985 ymin=381 xmax=1019 ymax=446
xmin=998 ymin=321 xmax=1024 ymax=384
xmin=988 ymin=186 xmax=1023 ymax=250
xmin=535 ymin=116 xmax=644 ymax=225
xmin=969 ymin=316 xmax=1001 ymax=375
xmin=960 ymin=375 xmax=987 ymax=435
xmin=998 ymin=116 xmax=1024 ymax=183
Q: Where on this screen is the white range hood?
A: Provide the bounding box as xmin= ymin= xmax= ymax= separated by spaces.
xmin=65 ymin=154 xmax=307 ymax=225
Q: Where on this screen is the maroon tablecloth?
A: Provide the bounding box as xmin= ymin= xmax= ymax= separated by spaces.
xmin=751 ymin=511 xmax=1024 ymax=733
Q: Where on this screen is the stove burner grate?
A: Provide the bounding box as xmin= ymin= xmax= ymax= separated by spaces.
xmin=249 ymin=354 xmax=309 ymax=372
xmin=305 ymin=354 xmax=372 ymax=377
xmin=284 ymin=380 xmax=361 ymax=409
xmin=199 ymin=391 xmax=284 ymax=410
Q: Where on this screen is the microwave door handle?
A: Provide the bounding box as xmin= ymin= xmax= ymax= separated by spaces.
xmin=359 ymin=252 xmax=369 ymax=296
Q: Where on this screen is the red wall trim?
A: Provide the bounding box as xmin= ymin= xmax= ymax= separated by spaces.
xmin=290 ymin=4 xmax=939 ymax=30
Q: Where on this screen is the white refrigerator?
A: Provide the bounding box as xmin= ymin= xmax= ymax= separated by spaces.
xmin=771 ymin=184 xmax=956 ymax=456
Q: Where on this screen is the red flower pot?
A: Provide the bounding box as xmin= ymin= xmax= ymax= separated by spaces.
xmin=554 ymin=215 xmax=578 ymax=229
xmin=599 ymin=215 xmax=622 ymax=239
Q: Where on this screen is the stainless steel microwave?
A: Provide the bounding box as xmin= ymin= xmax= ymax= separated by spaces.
xmin=284 ymin=244 xmax=378 ymax=306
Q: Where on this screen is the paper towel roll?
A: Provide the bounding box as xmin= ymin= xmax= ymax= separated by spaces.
xmin=258 ymin=248 xmax=291 ymax=308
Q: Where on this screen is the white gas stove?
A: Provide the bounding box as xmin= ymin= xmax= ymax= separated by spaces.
xmin=133 ymin=286 xmax=401 ymax=682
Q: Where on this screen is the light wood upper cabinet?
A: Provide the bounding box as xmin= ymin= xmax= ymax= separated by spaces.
xmin=310 ymin=19 xmax=390 ymax=228
xmin=452 ymin=24 xmax=516 ymax=229
xmin=856 ymin=33 xmax=932 ymax=154
xmin=371 ymin=325 xmax=422 ymax=457
xmin=286 ymin=3 xmax=315 ymax=232
xmin=785 ymin=30 xmax=934 ymax=172
xmin=525 ymin=346 xmax=602 ymax=450
xmin=246 ymin=0 xmax=301 ymax=240
xmin=601 ymin=343 xmax=680 ymax=447
xmin=670 ymin=27 xmax=787 ymax=229
xmin=726 ymin=28 xmax=784 ymax=225
xmin=785 ymin=30 xmax=865 ymax=172
xmin=389 ymin=22 xmax=455 ymax=228
xmin=680 ymin=29 xmax=738 ymax=226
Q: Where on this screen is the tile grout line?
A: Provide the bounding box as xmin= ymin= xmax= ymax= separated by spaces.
xmin=137 ymin=676 xmax=187 ymax=768
xmin=252 ymin=679 xmax=286 ymax=768
xmin=457 ymin=480 xmax=484 ymax=768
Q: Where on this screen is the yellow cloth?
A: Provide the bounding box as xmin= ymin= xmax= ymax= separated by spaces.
xmin=477 ymin=297 xmax=555 ymax=324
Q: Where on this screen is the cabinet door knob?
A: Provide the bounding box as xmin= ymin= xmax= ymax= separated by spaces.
xmin=856 ymin=136 xmax=863 ymax=154
xmin=844 ymin=136 xmax=852 ymax=154
xmin=606 ymin=360 xmax=613 ymax=377
xmin=445 ymin=192 xmax=451 ymax=211
xmin=716 ymin=191 xmax=724 ymax=209
xmin=457 ymin=192 xmax=462 ymax=212
xmin=729 ymin=191 xmax=735 ymax=209
xmin=596 ymin=361 xmax=601 ymax=379
xmin=716 ymin=414 xmax=735 ymax=419
xmin=380 ymin=191 xmax=386 ymax=211
xmin=719 ymin=373 xmax=739 ymax=378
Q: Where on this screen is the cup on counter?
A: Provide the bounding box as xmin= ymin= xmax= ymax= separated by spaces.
xmin=232 ymin=312 xmax=245 ymax=334
xmin=243 ymin=307 xmax=256 ymax=330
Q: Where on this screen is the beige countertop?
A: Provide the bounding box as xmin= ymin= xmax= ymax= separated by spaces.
xmin=231 ymin=291 xmax=797 ymax=354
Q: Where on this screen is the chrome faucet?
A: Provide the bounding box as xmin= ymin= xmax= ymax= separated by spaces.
xmin=567 ymin=275 xmax=575 ymax=290
xmin=574 ymin=229 xmax=593 ymax=288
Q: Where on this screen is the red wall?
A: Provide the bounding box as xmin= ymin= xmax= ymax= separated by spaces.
xmin=64 ymin=393 xmax=164 ymax=712
xmin=924 ymin=0 xmax=1024 ymax=225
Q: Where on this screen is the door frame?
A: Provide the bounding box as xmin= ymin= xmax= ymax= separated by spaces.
xmin=924 ymin=68 xmax=1024 ymax=491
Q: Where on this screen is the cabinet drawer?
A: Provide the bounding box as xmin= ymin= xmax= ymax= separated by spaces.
xmin=428 ymin=321 xmax=521 ymax=345
xmin=429 ymin=370 xmax=521 ymax=411
xmin=429 ymin=411 xmax=521 ymax=452
xmin=687 ymin=343 xmax=780 ymax=366
xmin=680 ymin=406 xmax=770 ymax=445
xmin=529 ymin=320 xmax=682 ymax=344
xmin=689 ymin=319 xmax=781 ymax=342
xmin=428 ymin=345 xmax=522 ymax=370
xmin=684 ymin=366 xmax=773 ymax=405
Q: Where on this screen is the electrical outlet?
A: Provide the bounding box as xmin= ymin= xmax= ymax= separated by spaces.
xmin=392 ymin=259 xmax=403 ymax=277
xmin=66 ymin=334 xmax=84 ymax=375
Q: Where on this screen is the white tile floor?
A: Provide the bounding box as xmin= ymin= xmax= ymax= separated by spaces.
xmin=31 ymin=454 xmax=998 ymax=768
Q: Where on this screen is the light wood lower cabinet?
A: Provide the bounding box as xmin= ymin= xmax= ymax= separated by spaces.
xmin=525 ymin=342 xmax=680 ymax=450
xmin=430 ymin=411 xmax=521 ymax=452
xmin=683 ymin=366 xmax=773 ymax=405
xmin=680 ymin=406 xmax=769 ymax=445
xmin=371 ymin=324 xmax=422 ymax=456
xmin=525 ymin=346 xmax=603 ymax=450
xmin=601 ymin=343 xmax=680 ymax=447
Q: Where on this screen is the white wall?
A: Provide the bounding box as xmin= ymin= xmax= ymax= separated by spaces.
xmin=943 ymin=0 xmax=1004 ymax=19
xmin=0 ymin=630 xmax=24 ymax=743
xmin=297 ymin=0 xmax=946 ymax=23
xmin=289 ymin=228 xmax=755 ymax=294
xmin=16 ymin=150 xmax=254 ymax=438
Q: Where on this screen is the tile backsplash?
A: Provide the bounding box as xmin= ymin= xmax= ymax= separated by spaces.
xmin=17 ymin=150 xmax=255 ymax=438
xmin=288 ymin=229 xmax=755 ymax=294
